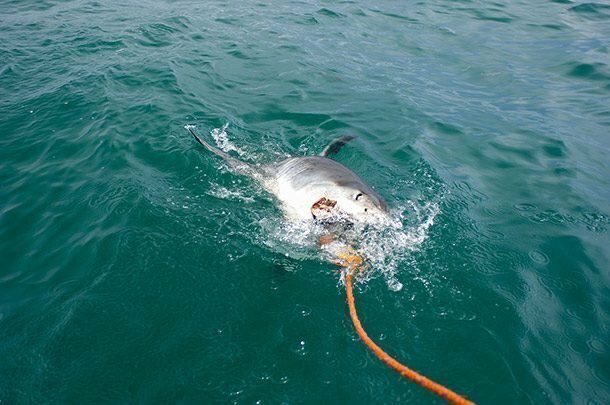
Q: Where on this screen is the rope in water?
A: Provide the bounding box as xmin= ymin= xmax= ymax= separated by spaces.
xmin=341 ymin=255 xmax=475 ymax=405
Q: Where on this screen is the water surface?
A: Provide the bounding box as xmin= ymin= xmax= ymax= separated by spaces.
xmin=1 ymin=0 xmax=609 ymax=403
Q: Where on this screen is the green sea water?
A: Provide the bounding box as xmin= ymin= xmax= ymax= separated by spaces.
xmin=1 ymin=0 xmax=610 ymax=403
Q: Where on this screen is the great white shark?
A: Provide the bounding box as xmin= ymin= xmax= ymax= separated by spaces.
xmin=186 ymin=126 xmax=390 ymax=225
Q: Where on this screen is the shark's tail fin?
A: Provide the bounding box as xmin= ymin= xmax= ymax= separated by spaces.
xmin=320 ymin=135 xmax=356 ymax=158
xmin=185 ymin=125 xmax=261 ymax=179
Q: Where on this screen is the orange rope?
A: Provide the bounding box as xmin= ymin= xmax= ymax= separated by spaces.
xmin=341 ymin=256 xmax=475 ymax=404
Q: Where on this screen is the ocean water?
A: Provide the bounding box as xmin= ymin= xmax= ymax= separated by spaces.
xmin=1 ymin=0 xmax=609 ymax=403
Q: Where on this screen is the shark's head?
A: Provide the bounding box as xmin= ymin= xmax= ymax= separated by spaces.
xmin=331 ymin=188 xmax=390 ymax=226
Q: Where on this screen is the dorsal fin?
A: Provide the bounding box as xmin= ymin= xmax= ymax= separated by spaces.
xmin=320 ymin=135 xmax=356 ymax=157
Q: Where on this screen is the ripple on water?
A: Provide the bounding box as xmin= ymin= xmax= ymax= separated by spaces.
xmin=528 ymin=249 xmax=550 ymax=265
xmin=2 ymin=1 xmax=609 ymax=402
xmin=569 ymin=3 xmax=610 ymax=21
xmin=565 ymin=61 xmax=610 ymax=84
xmin=515 ymin=202 xmax=609 ymax=232
xmin=587 ymin=337 xmax=608 ymax=354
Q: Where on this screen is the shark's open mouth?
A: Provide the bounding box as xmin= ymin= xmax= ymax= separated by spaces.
xmin=311 ymin=197 xmax=337 ymax=220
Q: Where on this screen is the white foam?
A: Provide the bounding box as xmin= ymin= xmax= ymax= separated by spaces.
xmin=210 ymin=123 xmax=247 ymax=156
xmin=185 ymin=123 xmax=248 ymax=156
xmin=355 ymin=202 xmax=441 ymax=291
xmin=208 ymin=185 xmax=255 ymax=203
xmin=261 ymin=198 xmax=442 ymax=291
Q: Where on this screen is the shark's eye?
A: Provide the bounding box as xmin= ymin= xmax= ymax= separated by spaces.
xmin=364 ymin=208 xmax=368 ymax=212
xmin=355 ymin=192 xmax=363 ymax=201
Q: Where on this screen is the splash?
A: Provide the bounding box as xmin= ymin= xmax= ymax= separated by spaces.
xmin=210 ymin=123 xmax=247 ymax=156
xmin=261 ymin=200 xmax=442 ymax=291
xmin=185 ymin=123 xmax=247 ymax=156
xmin=355 ymin=202 xmax=441 ymax=291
